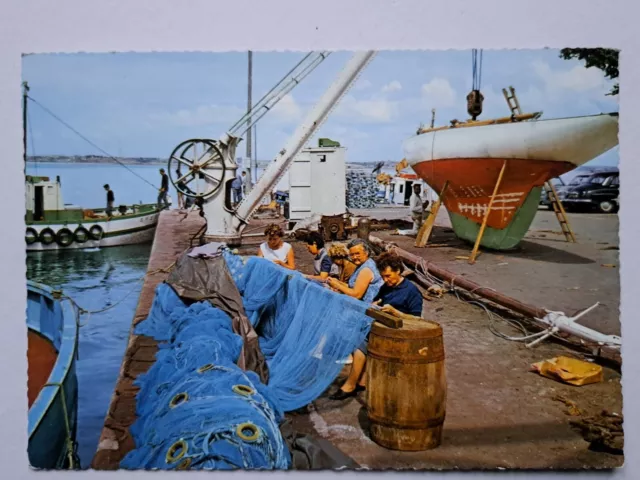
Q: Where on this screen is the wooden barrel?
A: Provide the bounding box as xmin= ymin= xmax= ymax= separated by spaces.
xmin=366 ymin=317 xmax=446 ymax=451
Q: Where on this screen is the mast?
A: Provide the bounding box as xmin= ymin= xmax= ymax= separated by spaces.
xmin=246 ymin=51 xmax=253 ymax=189
xmin=22 ymin=81 xmax=29 ymax=165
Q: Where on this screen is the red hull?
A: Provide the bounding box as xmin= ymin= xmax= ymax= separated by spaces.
xmin=413 ymin=158 xmax=574 ymax=230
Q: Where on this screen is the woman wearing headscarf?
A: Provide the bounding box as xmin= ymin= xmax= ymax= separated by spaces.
xmin=326 ymin=238 xmax=383 ymax=304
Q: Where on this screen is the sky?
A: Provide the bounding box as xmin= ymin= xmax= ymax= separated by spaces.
xmin=22 ymin=49 xmax=619 ymax=167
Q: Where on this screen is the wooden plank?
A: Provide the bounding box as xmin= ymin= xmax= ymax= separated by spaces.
xmin=366 ymin=308 xmax=403 ymax=329
xmin=468 ymin=159 xmax=508 ymax=265
xmin=415 ymin=181 xmax=449 ymax=248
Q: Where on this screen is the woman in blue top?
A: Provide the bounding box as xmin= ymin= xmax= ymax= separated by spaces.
xmin=326 ymin=239 xmax=383 ymax=303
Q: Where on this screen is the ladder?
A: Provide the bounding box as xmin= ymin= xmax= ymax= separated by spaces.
xmin=502 ymin=86 xmax=522 ymax=116
xmin=500 ymin=87 xmax=576 ymax=244
xmin=544 ymin=181 xmax=577 ymax=243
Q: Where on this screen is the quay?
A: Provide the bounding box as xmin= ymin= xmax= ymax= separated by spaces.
xmin=91 ymin=207 xmax=623 ymax=470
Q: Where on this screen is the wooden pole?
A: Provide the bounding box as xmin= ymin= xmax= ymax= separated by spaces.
xmin=415 ymin=181 xmax=449 ymax=248
xmin=468 ymin=160 xmax=508 ymax=264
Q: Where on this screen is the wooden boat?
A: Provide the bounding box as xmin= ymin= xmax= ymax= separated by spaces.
xmin=402 ymin=112 xmax=619 ymax=250
xmin=27 ymin=280 xmax=80 ymax=469
xmin=25 ymin=175 xmax=161 ymax=251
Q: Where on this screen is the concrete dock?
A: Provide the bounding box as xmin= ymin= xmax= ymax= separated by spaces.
xmin=91 ymin=211 xmax=205 ymax=469
xmin=91 ymin=207 xmax=623 ymax=470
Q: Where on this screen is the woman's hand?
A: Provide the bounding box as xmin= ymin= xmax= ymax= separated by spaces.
xmin=274 ymin=260 xmax=286 ymax=267
xmin=380 ymin=304 xmax=401 ymax=317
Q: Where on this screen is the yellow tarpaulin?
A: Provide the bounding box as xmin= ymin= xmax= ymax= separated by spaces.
xmin=531 ymin=355 xmax=603 ymax=386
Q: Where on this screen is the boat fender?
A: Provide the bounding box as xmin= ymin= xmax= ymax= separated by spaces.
xmin=25 ymin=227 xmax=38 ymax=245
xmin=74 ymin=226 xmax=90 ymax=244
xmin=56 ymin=228 xmax=74 ymax=247
xmin=39 ymin=228 xmax=56 ymax=245
xmin=89 ymin=225 xmax=103 ymax=241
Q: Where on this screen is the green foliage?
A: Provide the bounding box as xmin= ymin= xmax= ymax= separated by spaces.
xmin=559 ymin=48 xmax=619 ymax=96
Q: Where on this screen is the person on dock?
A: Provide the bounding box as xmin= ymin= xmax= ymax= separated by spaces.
xmin=175 ymin=169 xmax=185 ymax=210
xmin=241 ymin=170 xmax=248 ymax=196
xmin=329 ymin=252 xmax=423 ymax=401
xmin=304 ymin=232 xmax=337 ymax=283
xmin=409 ymin=183 xmax=430 ymax=232
xmin=257 ymin=223 xmax=295 ymax=270
xmin=103 ymin=184 xmax=115 ymax=217
xmin=231 ymin=173 xmax=243 ymax=205
xmin=326 ymin=238 xmax=383 ymax=304
xmin=326 ymin=242 xmax=357 ymax=284
xmin=158 ymin=168 xmax=170 ymax=210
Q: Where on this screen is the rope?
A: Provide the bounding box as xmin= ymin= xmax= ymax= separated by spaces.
xmin=26 ymin=96 xmax=158 ymax=192
xmin=43 ymin=382 xmax=79 ymax=469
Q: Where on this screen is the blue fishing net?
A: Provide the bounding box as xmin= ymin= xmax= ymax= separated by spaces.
xmin=122 ymin=252 xmax=373 ymax=470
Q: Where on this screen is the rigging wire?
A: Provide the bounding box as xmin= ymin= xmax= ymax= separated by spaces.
xmin=471 ymin=48 xmax=484 ymax=91
xmin=27 ymin=112 xmax=37 ymax=175
xmin=26 ymin=95 xmax=158 ymax=191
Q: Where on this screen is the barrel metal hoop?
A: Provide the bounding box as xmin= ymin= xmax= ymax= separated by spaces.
xmin=368 ymin=413 xmax=446 ymax=429
xmin=367 ymin=351 xmax=445 ymax=364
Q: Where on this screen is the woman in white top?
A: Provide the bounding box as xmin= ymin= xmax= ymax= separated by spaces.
xmin=257 ymin=223 xmax=295 ymax=270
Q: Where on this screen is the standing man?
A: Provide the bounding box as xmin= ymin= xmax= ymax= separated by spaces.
xmin=103 ymin=184 xmax=115 ymax=217
xmin=409 ymin=183 xmax=430 ymax=232
xmin=231 ymin=172 xmax=243 ymax=206
xmin=158 ymin=168 xmax=170 ymax=210
xmin=241 ymin=170 xmax=248 ymax=196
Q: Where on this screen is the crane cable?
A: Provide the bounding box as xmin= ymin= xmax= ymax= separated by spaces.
xmin=26 ymin=95 xmax=158 ymax=192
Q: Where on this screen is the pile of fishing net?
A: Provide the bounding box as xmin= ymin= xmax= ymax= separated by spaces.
xmin=121 ymin=251 xmax=373 ymax=470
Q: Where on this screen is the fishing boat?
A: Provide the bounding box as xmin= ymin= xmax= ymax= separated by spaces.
xmin=27 ymin=280 xmax=79 ymax=469
xmin=22 ymin=82 xmax=162 ymax=252
xmin=25 ymin=175 xmax=161 ymax=251
xmin=402 ymin=112 xmax=619 ymax=250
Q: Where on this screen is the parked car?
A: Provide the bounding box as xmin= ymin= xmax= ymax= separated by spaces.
xmin=558 ymin=168 xmax=619 ymax=214
xmin=539 ymin=177 xmax=567 ymax=209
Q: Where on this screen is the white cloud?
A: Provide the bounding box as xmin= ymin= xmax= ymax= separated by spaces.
xmin=381 ymin=80 xmax=402 ymax=93
xmin=148 ymin=104 xmax=244 ymax=127
xmin=421 ymin=78 xmax=456 ymax=108
xmin=269 ymin=94 xmax=303 ymax=123
xmin=353 ymin=78 xmax=372 ymax=91
xmin=334 ymin=95 xmax=398 ymax=123
xmin=532 ymin=60 xmax=609 ymax=93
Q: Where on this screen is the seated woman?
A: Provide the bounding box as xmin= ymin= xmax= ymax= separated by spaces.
xmin=304 ymin=232 xmax=334 ymax=282
xmin=257 ymin=223 xmax=295 ymax=270
xmin=326 ymin=242 xmax=357 ymax=284
xmin=329 ymin=252 xmax=423 ymax=400
xmin=326 ymin=239 xmax=383 ymax=304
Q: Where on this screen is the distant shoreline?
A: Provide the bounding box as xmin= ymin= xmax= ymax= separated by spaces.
xmin=26 ymin=156 xmax=166 ymax=166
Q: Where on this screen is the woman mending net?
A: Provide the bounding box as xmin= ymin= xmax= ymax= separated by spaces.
xmin=257 ymin=223 xmax=296 ymax=270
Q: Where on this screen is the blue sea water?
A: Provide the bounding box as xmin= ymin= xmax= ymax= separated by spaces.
xmin=25 ymin=162 xmax=165 ymax=468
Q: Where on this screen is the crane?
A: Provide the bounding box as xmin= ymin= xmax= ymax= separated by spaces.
xmin=168 ymin=51 xmax=377 ymax=245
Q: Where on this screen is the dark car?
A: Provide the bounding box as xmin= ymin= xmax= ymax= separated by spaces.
xmin=557 ymin=168 xmax=619 ymax=214
xmin=539 ymin=177 xmax=566 ymax=209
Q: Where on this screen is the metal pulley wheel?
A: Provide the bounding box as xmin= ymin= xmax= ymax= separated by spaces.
xmin=466 ymin=89 xmax=484 ymax=120
xmin=168 ymin=139 xmax=227 ymax=199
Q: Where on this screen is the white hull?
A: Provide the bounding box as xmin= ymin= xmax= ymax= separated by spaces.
xmin=403 ymin=113 xmax=619 ymax=168
xmin=26 ymin=212 xmax=159 ymax=252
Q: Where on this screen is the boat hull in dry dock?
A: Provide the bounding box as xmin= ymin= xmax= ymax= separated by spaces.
xmin=27 ymin=280 xmax=79 ymax=469
xmin=26 ymin=206 xmax=160 ymax=252
xmin=403 ymin=113 xmax=619 ymax=250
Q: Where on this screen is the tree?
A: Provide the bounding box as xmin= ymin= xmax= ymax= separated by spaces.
xmin=559 ymin=48 xmax=619 ymax=96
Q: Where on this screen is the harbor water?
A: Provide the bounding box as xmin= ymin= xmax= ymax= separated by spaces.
xmin=25 ymin=163 xmax=166 ymax=468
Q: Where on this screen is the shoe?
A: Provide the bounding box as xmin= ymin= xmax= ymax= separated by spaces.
xmin=329 ymin=388 xmax=358 ymax=401
xmin=329 ymin=385 xmax=365 ymax=401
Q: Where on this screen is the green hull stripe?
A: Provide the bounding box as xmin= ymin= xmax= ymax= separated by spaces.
xmin=448 ymin=186 xmax=542 ymax=251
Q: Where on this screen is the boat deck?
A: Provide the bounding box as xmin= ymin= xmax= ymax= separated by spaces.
xmin=27 ymin=330 xmax=58 ymax=408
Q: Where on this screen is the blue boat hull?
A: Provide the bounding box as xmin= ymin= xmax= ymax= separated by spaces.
xmin=27 ymin=281 xmax=79 ymax=469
